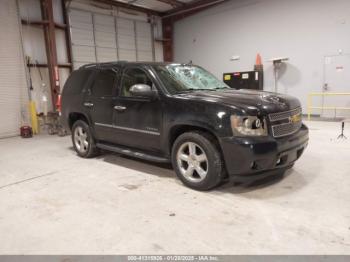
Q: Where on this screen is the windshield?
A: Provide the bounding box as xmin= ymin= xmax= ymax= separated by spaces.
xmin=154 ymin=64 xmax=230 ymax=94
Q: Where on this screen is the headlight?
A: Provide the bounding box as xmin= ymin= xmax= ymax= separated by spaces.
xmin=230 ymin=115 xmax=268 ymax=136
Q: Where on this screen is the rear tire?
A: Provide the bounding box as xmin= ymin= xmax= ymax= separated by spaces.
xmin=171 ymin=131 xmax=224 ymax=191
xmin=71 ymin=120 xmax=99 ymax=158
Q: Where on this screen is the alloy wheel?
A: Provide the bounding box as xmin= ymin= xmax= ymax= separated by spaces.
xmin=176 ymin=142 xmax=208 ymax=183
xmin=74 ymin=126 xmax=89 ymax=154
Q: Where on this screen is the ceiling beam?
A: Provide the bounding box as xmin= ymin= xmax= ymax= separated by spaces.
xmin=156 ymin=0 xmax=185 ymax=8
xmin=162 ymin=0 xmax=227 ymax=19
xmin=92 ymin=0 xmax=162 ymax=16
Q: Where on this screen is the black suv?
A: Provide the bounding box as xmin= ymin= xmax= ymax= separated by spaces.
xmin=62 ymin=62 xmax=308 ymax=190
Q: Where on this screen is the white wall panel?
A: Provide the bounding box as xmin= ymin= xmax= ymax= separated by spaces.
xmin=95 ymin=31 xmax=116 ymax=48
xmin=136 ymin=21 xmax=153 ymax=61
xmin=70 ymin=28 xmax=94 ymax=46
xmin=118 ymin=34 xmax=136 ymax=50
xmin=136 ymin=21 xmax=152 ymax=38
xmin=21 ymin=26 xmax=47 ymax=63
xmin=137 ymin=37 xmax=153 ymax=51
xmin=72 ymin=45 xmax=96 ymax=63
xmin=52 ymin=0 xmax=64 ymax=24
xmin=117 ymin=18 xmax=136 ymax=49
xmin=18 ymin=0 xmax=42 ymax=21
xmin=59 ymin=68 xmax=70 ymax=91
xmin=0 ymin=0 xmax=28 ymax=138
xmin=94 ymin=14 xmax=115 ymax=33
xmin=137 ymin=51 xmax=153 ymax=61
xmin=69 ymin=9 xmax=95 ymax=67
xmin=56 ymin=30 xmax=69 ymax=64
xmin=119 ymin=49 xmax=137 ymax=61
xmin=174 ymin=0 xmax=350 ymax=112
xmin=69 ymin=9 xmax=93 ymax=29
xmin=96 ymin=47 xmax=117 ymax=62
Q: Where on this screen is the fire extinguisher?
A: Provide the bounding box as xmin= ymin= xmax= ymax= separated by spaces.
xmin=56 ymin=93 xmax=62 ymax=115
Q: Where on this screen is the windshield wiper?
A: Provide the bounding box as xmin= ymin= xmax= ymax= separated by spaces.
xmin=215 ymin=87 xmax=231 ymax=90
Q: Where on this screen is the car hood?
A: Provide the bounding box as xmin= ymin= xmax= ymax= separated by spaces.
xmin=175 ymin=89 xmax=301 ymax=115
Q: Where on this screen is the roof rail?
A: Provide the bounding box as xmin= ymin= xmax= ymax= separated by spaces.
xmin=79 ymin=61 xmax=128 ymax=69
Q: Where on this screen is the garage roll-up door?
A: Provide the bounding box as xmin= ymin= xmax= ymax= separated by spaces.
xmin=69 ymin=9 xmax=96 ymax=69
xmin=136 ymin=21 xmax=153 ymax=61
xmin=0 ymin=0 xmax=27 ymax=138
xmin=95 ymin=14 xmax=117 ymax=62
xmin=68 ymin=8 xmax=155 ymax=69
xmin=117 ymin=18 xmax=136 ymax=61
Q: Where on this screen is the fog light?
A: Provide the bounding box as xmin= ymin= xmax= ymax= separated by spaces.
xmin=276 ymin=158 xmax=281 ymax=165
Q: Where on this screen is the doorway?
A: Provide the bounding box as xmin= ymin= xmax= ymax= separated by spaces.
xmin=322 ymin=54 xmax=350 ymax=118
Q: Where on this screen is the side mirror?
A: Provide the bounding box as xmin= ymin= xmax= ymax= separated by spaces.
xmin=129 ymin=84 xmax=157 ymax=99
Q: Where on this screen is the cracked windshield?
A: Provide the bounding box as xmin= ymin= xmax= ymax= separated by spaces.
xmin=154 ymin=64 xmax=230 ymax=94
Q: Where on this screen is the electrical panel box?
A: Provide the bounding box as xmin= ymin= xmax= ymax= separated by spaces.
xmin=223 ymin=71 xmax=263 ymax=90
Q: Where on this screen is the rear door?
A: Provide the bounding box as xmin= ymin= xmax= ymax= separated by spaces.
xmin=84 ymin=68 xmax=119 ymax=143
xmin=112 ymin=66 xmax=163 ymax=152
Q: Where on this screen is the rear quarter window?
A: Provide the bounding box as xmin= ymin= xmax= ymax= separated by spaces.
xmin=63 ymin=69 xmax=93 ymax=95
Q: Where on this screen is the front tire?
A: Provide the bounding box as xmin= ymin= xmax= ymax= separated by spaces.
xmin=171 ymin=131 xmax=224 ymax=191
xmin=71 ymin=120 xmax=99 ymax=158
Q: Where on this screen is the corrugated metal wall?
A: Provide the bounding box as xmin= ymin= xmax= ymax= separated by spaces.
xmin=0 ymin=0 xmax=28 ymax=138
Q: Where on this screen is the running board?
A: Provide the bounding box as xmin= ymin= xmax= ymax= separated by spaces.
xmin=96 ymin=143 xmax=170 ymax=163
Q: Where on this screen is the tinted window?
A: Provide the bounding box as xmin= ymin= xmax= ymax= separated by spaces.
xmin=120 ymin=68 xmax=153 ymax=97
xmin=63 ymin=69 xmax=93 ymax=94
xmin=91 ymin=70 xmax=117 ymax=97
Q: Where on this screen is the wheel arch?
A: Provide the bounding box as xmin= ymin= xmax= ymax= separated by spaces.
xmin=68 ymin=112 xmax=91 ymax=131
xmin=168 ymin=123 xmax=221 ymax=154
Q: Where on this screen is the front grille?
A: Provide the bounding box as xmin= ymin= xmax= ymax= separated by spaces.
xmin=271 ymin=121 xmax=302 ymax=138
xmin=268 ymin=107 xmax=301 ymax=122
xmin=269 ymin=107 xmax=302 ymax=138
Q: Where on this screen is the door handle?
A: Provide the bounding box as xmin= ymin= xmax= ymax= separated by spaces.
xmin=114 ymin=105 xmax=127 ymax=111
xmin=84 ymin=102 xmax=94 ymax=107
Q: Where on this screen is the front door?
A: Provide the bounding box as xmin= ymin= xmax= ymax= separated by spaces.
xmin=113 ymin=67 xmax=162 ymax=152
xmin=84 ymin=68 xmax=119 ymax=143
xmin=323 ymin=54 xmax=350 ymax=117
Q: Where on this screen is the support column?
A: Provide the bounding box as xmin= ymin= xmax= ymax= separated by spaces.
xmin=62 ymin=0 xmax=73 ymax=72
xmin=41 ymin=0 xmax=59 ymax=111
xmin=162 ymin=17 xmax=174 ymax=62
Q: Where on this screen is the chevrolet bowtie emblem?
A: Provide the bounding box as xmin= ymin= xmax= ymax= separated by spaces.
xmin=290 ymin=113 xmax=301 ymax=123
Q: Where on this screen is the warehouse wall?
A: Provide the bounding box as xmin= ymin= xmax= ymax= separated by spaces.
xmin=19 ymin=0 xmax=70 ymax=113
xmin=174 ymin=0 xmax=350 ymax=111
xmin=18 ymin=0 xmax=163 ymax=114
xmin=0 ymin=0 xmax=29 ymax=138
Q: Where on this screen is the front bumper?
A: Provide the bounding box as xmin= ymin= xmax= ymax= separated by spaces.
xmin=219 ymin=124 xmax=309 ymax=181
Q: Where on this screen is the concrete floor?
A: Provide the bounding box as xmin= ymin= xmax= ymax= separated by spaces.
xmin=0 ymin=120 xmax=349 ymax=254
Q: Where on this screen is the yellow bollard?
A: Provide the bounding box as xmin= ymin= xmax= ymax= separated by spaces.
xmin=307 ymin=94 xmax=311 ymax=121
xmin=29 ymin=101 xmax=39 ymax=134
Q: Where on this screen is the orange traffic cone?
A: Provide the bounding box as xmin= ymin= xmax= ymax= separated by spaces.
xmin=254 ymin=53 xmax=263 ymax=71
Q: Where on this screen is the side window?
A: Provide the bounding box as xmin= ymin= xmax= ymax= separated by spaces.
xmin=91 ymin=70 xmax=117 ymax=97
xmin=120 ymin=68 xmax=153 ymax=97
xmin=63 ymin=69 xmax=93 ymax=95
